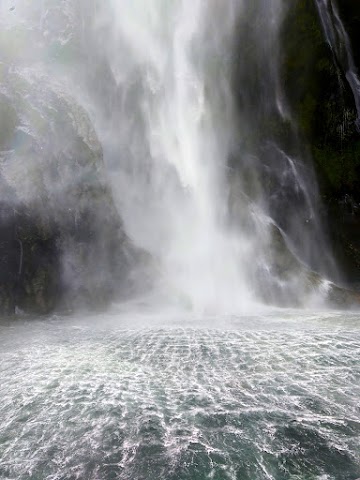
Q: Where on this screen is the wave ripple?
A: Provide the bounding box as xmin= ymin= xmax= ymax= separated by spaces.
xmin=0 ymin=317 xmax=360 ymax=479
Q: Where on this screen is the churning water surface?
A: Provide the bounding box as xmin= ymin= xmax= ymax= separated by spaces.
xmin=1 ymin=309 xmax=360 ymax=480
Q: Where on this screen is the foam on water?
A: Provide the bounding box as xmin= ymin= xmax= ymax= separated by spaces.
xmin=1 ymin=312 xmax=360 ymax=480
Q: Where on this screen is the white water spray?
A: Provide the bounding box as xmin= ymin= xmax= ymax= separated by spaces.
xmin=0 ymin=0 xmax=340 ymax=312
xmin=94 ymin=0 xmax=261 ymax=313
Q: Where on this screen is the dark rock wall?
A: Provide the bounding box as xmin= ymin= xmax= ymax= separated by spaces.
xmin=281 ymin=0 xmax=360 ymax=286
xmin=0 ymin=68 xmax=151 ymax=316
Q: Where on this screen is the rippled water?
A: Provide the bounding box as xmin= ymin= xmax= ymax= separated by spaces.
xmin=1 ymin=309 xmax=360 ymax=480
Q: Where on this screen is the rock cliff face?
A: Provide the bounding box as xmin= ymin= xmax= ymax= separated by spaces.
xmin=281 ymin=0 xmax=360 ymax=286
xmin=0 ymin=66 xmax=150 ymax=315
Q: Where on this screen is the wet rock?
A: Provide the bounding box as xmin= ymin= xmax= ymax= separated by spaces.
xmin=326 ymin=283 xmax=360 ymax=309
xmin=282 ymin=0 xmax=360 ymax=284
xmin=326 ymin=197 xmax=360 ymax=285
xmin=259 ymin=223 xmax=360 ymax=309
xmin=0 ymin=67 xmax=152 ymax=315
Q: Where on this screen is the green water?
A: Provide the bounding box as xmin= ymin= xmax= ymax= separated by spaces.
xmin=0 ymin=310 xmax=360 ymax=479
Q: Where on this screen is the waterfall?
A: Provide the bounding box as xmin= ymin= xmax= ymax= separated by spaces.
xmin=91 ymin=0 xmax=257 ymax=313
xmin=0 ymin=0 xmax=340 ymax=312
xmin=315 ymin=0 xmax=360 ymax=129
xmin=91 ymin=0 xmax=338 ymax=310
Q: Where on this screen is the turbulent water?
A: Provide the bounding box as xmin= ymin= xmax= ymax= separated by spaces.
xmin=1 ymin=311 xmax=360 ymax=480
xmin=1 ymin=3 xmax=360 ymax=480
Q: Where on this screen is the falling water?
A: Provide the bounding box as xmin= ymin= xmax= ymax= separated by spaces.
xmin=315 ymin=0 xmax=360 ymax=128
xmin=0 ymin=0 xmax=339 ymax=310
xmin=1 ymin=3 xmax=360 ymax=479
xmin=87 ymin=0 xmax=254 ymax=313
xmin=86 ymin=0 xmax=337 ymax=311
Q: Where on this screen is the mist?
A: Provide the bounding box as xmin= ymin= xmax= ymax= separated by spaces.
xmin=0 ymin=0 xmax=359 ymax=315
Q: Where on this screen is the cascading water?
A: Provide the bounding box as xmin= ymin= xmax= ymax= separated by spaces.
xmin=315 ymin=0 xmax=360 ymax=129
xmin=93 ymin=0 xmax=255 ymax=313
xmin=1 ymin=3 xmax=360 ymax=480
xmin=0 ymin=0 xmax=340 ymax=310
xmin=87 ymin=0 xmax=338 ymax=310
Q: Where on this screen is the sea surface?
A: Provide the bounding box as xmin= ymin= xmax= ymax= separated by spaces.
xmin=1 ymin=308 xmax=360 ymax=479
